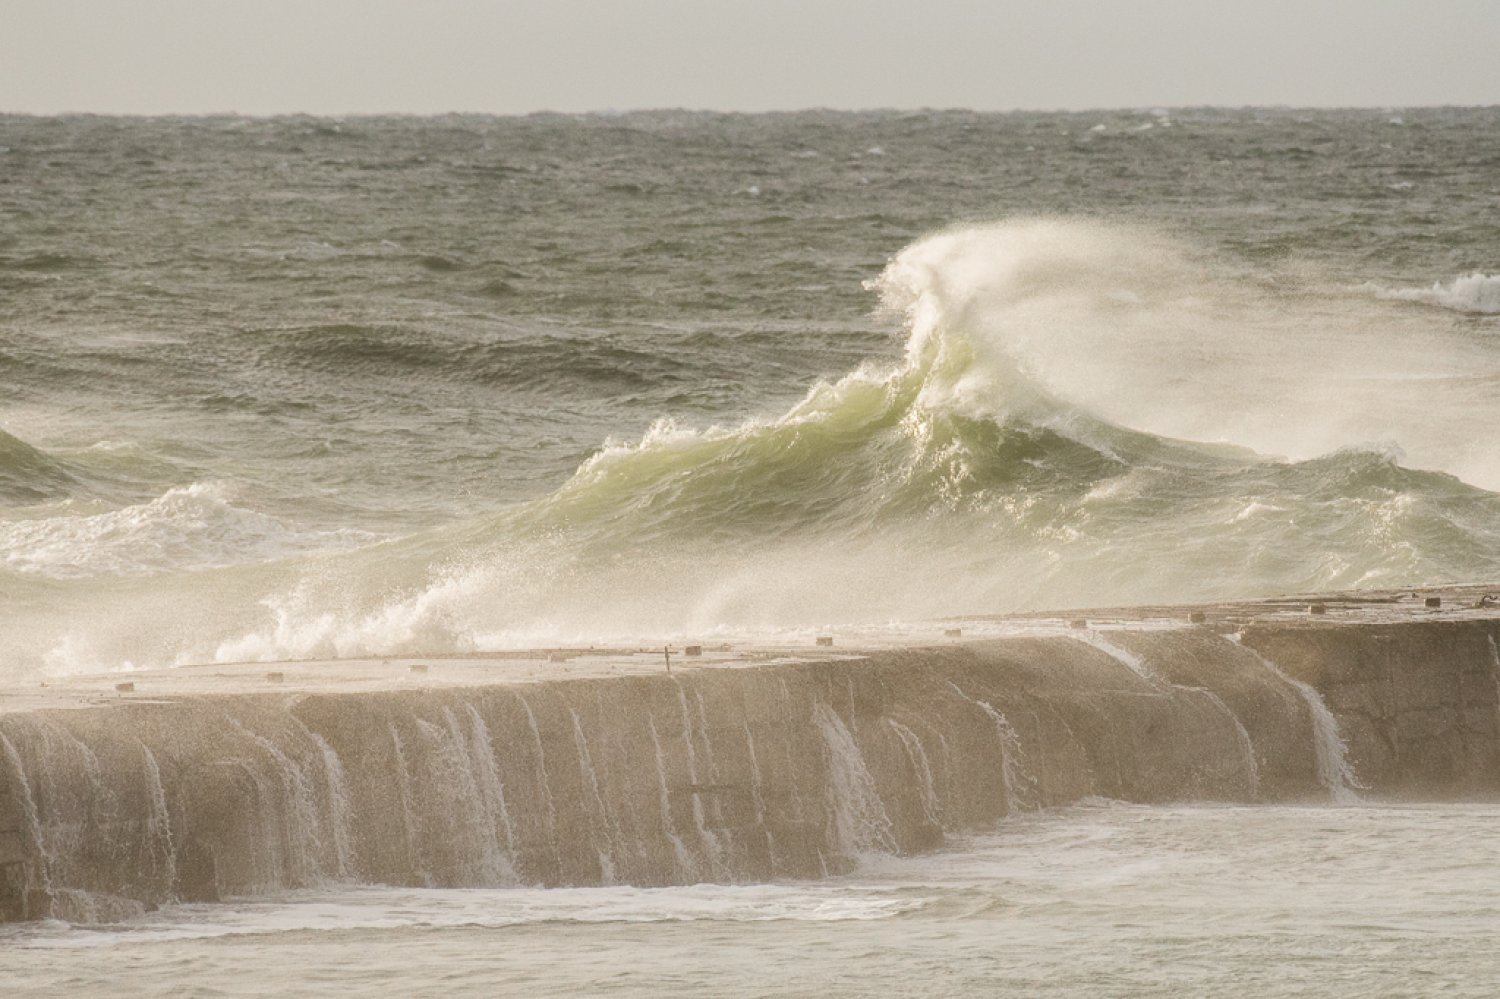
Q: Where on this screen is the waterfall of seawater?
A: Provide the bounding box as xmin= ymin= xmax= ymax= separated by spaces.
xmin=1079 ymin=632 xmax=1262 ymax=799
xmin=1228 ymin=636 xmax=1360 ymax=802
xmin=943 ymin=680 xmax=1035 ymax=813
xmin=814 ymin=701 xmax=897 ymax=858
xmin=3 ymin=623 xmax=1500 ymax=923
xmin=1488 ymin=635 xmax=1500 ymax=735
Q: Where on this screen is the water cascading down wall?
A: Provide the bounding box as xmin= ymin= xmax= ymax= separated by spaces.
xmin=3 ymin=619 xmax=1500 ymax=922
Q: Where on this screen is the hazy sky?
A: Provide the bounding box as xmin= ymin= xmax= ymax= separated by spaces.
xmin=4 ymin=0 xmax=1498 ymax=115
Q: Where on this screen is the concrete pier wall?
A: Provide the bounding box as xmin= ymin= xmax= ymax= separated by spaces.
xmin=2 ymin=616 xmax=1497 ymax=922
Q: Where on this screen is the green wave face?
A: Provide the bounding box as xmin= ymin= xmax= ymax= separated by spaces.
xmin=0 ymin=430 xmax=79 ymax=504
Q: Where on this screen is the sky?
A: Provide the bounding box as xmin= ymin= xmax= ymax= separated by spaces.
xmin=3 ymin=0 xmax=1498 ymax=115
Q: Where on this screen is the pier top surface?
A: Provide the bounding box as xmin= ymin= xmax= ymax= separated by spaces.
xmin=5 ymin=584 xmax=1497 ymax=714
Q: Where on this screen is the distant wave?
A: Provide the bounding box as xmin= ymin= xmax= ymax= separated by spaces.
xmin=1372 ymin=273 xmax=1500 ymax=314
xmin=245 ymin=322 xmax=712 ymax=391
xmin=0 ymin=252 xmax=87 ymax=273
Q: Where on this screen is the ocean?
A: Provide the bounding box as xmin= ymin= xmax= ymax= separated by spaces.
xmin=2 ymin=108 xmax=1500 ymax=994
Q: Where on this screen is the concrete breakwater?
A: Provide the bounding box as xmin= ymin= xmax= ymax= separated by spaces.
xmin=3 ymin=607 xmax=1499 ymax=923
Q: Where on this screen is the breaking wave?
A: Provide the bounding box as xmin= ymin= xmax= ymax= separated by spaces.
xmin=1374 ymin=273 xmax=1500 ymax=315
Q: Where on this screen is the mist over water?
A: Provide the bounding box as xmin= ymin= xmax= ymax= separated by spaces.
xmin=3 ymin=109 xmax=1500 ymax=674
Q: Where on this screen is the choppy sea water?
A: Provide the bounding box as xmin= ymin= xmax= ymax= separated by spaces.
xmin=4 ymin=803 xmax=1498 ymax=997
xmin=3 ymin=109 xmax=1500 ymax=676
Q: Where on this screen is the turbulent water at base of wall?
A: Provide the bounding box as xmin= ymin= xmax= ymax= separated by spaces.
xmin=3 ymin=110 xmax=1500 ymax=675
xmin=4 ymin=622 xmax=1498 ymax=922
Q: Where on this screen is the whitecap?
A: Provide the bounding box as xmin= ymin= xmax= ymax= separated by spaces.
xmin=1374 ymin=273 xmax=1500 ymax=314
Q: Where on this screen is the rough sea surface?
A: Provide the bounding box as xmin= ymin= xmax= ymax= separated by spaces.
xmin=4 ymin=109 xmax=1500 ymax=674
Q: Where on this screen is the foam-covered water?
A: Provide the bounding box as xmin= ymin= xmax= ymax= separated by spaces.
xmin=3 ymin=108 xmax=1500 ymax=675
xmin=5 ymin=803 xmax=1499 ymax=997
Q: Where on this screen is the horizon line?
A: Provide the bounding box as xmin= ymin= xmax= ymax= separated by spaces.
xmin=3 ymin=102 xmax=1499 ymax=120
